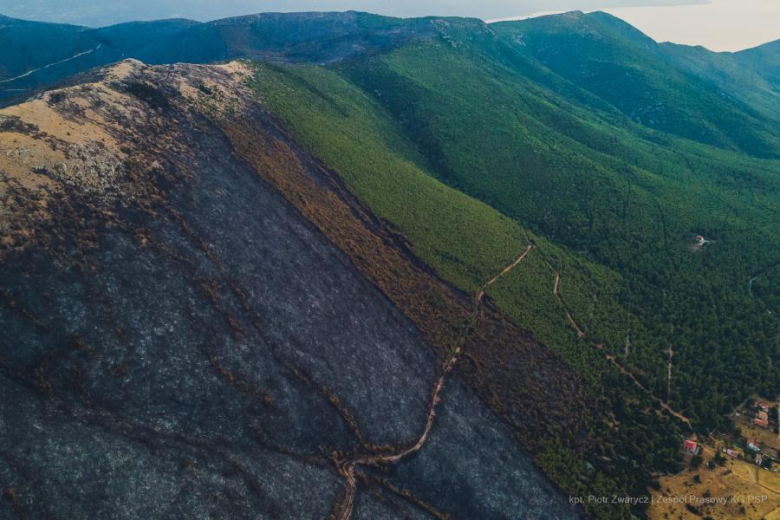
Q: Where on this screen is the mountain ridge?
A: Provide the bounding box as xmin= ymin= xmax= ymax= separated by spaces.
xmin=0 ymin=58 xmax=587 ymax=519
xmin=0 ymin=10 xmax=778 ymax=519
xmin=3 ymin=9 xmax=779 ymax=156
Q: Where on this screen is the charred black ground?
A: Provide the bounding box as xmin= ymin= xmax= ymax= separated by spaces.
xmin=0 ymin=62 xmax=584 ymax=519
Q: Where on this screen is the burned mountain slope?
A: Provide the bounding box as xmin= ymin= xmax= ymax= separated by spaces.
xmin=0 ymin=61 xmax=584 ymax=519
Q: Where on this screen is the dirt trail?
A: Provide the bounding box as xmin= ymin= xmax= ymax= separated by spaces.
xmin=604 ymin=352 xmax=691 ymax=427
xmin=566 ymin=312 xmax=586 ymax=339
xmin=0 ymin=45 xmax=102 ymax=85
xmin=551 ymin=268 xmax=692 ymax=428
xmin=477 ymin=245 xmax=534 ymax=303
xmin=332 ymin=245 xmax=534 ymax=520
xmin=666 ymin=345 xmax=673 ymax=404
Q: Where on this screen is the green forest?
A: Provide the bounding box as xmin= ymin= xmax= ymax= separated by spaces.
xmin=245 ymin=15 xmax=780 ymax=516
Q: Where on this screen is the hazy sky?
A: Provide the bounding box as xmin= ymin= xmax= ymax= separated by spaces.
xmin=0 ymin=0 xmax=778 ymax=51
xmin=604 ymin=0 xmax=780 ymax=51
xmin=495 ymin=0 xmax=780 ymax=51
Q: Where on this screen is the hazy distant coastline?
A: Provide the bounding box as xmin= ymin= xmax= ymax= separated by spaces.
xmin=0 ymin=0 xmax=707 ymax=28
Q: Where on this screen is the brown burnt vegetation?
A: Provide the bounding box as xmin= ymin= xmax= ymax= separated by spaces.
xmin=0 ymin=63 xmax=180 ymax=264
xmin=0 ymin=55 xmax=589 ymax=452
xmin=217 ymin=106 xmax=588 ymax=454
xmin=0 ymin=60 xmax=270 ymax=403
xmin=208 ymin=353 xmax=275 ymax=406
xmin=3 ymin=487 xmax=27 ymax=520
xmin=0 ymin=61 xmax=589 ymax=516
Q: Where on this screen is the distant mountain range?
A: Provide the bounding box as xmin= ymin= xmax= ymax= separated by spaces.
xmin=0 ymin=0 xmax=709 ymax=27
xmin=0 ymin=10 xmax=778 ymax=520
xmin=1 ymin=10 xmax=779 ymax=156
xmin=0 ymin=12 xmax=434 ymax=98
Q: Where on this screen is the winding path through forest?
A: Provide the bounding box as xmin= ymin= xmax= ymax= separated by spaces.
xmin=332 ymin=245 xmax=534 ymax=520
xmin=550 ymin=268 xmax=691 ymax=428
xmin=666 ymin=344 xmax=674 ymax=403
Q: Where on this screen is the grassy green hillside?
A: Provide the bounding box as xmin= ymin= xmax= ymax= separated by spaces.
xmin=247 ymin=61 xmax=680 ymax=519
xmin=3 ymin=9 xmax=776 ymax=517
xmin=660 ymin=41 xmax=780 ymax=125
xmin=739 ymin=39 xmax=780 ymax=91
xmin=492 ymin=11 xmax=780 ymax=158
xmin=243 ymin=18 xmax=779 ymax=516
xmin=331 ymin=37 xmax=780 ymax=428
xmin=246 ymin=63 xmax=530 ymax=294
